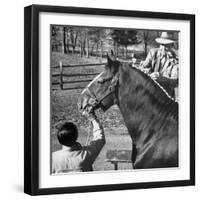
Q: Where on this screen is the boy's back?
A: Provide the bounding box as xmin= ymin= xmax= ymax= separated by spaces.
xmin=52 ymin=119 xmax=105 ymax=173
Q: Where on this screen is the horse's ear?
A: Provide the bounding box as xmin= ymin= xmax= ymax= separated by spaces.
xmin=106 ymin=52 xmax=119 ymax=75
xmin=106 ymin=53 xmax=113 ymax=67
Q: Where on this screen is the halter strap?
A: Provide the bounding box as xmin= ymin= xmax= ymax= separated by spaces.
xmin=85 ymin=73 xmax=119 ymax=108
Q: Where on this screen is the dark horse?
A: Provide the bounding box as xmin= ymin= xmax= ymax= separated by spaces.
xmin=78 ymin=55 xmax=178 ymax=169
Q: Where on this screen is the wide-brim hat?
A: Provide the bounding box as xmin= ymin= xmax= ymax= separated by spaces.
xmin=155 ymin=32 xmax=175 ymax=44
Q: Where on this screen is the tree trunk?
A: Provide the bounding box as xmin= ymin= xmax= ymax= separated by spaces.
xmin=143 ymin=32 xmax=149 ymax=57
xmin=116 ymin=42 xmax=118 ymax=57
xmin=66 ymin=30 xmax=69 ymax=54
xmin=86 ymin=38 xmax=89 ymax=58
xmin=100 ymin=41 xmax=103 ymax=58
xmin=82 ymin=39 xmax=86 ymax=56
xmin=113 ymin=40 xmax=116 ymax=56
xmin=63 ymin=27 xmax=67 ymax=54
xmin=80 ymin=40 xmax=82 ymax=57
xmin=96 ymin=42 xmax=99 ymax=58
xmin=121 ymin=46 xmax=123 ymax=58
xmin=91 ymin=43 xmax=95 ymax=56
xmin=144 ymin=42 xmax=148 ymax=57
xmin=125 ymin=45 xmax=128 ymax=59
xmin=61 ymin=27 xmax=65 ymax=54
xmin=70 ymin=29 xmax=78 ymax=55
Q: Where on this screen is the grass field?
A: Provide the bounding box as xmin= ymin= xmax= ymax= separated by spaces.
xmin=51 ymin=52 xmax=133 ymax=171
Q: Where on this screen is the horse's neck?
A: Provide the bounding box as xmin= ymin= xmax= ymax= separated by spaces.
xmin=117 ymin=65 xmax=177 ymax=141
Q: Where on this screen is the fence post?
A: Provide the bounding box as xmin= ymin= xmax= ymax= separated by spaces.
xmin=59 ymin=61 xmax=63 ymax=90
xmin=113 ymin=162 xmax=118 ymax=170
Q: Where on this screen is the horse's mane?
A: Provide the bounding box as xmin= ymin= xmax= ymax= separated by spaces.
xmin=126 ymin=63 xmax=178 ymax=103
xmin=114 ymin=61 xmax=178 ymax=119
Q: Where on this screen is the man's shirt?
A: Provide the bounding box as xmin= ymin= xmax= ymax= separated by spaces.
xmin=140 ymin=48 xmax=179 ymax=99
xmin=141 ymin=48 xmax=178 ymax=79
xmin=52 ymin=119 xmax=105 ymax=173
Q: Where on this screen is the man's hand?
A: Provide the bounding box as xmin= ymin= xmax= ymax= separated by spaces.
xmin=137 ymin=62 xmax=151 ymax=74
xmin=150 ymin=72 xmax=160 ymax=80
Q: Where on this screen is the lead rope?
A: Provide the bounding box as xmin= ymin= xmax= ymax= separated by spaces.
xmin=85 ymin=121 xmax=93 ymax=146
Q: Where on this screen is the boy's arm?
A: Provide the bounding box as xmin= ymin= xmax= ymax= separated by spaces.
xmin=87 ymin=117 xmax=105 ymax=158
xmin=81 ymin=116 xmax=105 ymax=166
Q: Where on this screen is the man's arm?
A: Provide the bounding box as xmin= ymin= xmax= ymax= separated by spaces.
xmin=140 ymin=49 xmax=154 ymax=69
xmin=156 ymin=64 xmax=179 ymax=87
xmin=156 ymin=76 xmax=178 ymax=87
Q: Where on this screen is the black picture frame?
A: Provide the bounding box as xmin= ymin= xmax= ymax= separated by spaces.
xmin=24 ymin=4 xmax=195 ymax=196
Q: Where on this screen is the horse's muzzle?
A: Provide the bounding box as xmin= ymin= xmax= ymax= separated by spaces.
xmin=77 ymin=89 xmax=98 ymax=115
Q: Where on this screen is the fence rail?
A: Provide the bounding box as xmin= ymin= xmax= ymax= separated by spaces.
xmin=52 ymin=61 xmax=105 ymax=90
xmin=52 ymin=79 xmax=94 ymax=85
xmin=52 ymin=59 xmax=141 ymax=90
xmin=52 ymin=73 xmax=100 ymax=77
xmin=52 ymin=62 xmax=106 ymax=68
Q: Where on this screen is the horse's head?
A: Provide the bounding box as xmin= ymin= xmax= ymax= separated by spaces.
xmin=78 ymin=54 xmax=120 ymax=114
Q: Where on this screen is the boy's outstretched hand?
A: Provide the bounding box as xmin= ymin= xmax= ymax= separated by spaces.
xmin=82 ymin=105 xmax=97 ymax=122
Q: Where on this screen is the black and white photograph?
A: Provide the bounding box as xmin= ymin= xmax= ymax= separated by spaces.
xmin=24 ymin=5 xmax=195 ymax=195
xmin=51 ymin=26 xmax=179 ymax=173
xmin=1 ymin=0 xmax=200 ymax=199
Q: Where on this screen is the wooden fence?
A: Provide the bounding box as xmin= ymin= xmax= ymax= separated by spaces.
xmin=52 ymin=59 xmax=141 ymax=90
xmin=52 ymin=61 xmax=106 ymax=90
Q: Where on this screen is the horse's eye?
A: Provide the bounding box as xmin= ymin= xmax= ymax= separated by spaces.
xmin=98 ymin=78 xmax=104 ymax=84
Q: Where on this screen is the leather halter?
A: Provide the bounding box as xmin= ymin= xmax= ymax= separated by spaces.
xmin=85 ymin=73 xmax=119 ymax=108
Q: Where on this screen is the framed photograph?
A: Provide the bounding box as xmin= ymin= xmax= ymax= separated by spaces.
xmin=24 ymin=4 xmax=195 ymax=195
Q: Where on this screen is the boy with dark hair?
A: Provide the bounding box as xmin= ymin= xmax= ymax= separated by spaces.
xmin=52 ymin=113 xmax=105 ymax=173
xmin=57 ymin=122 xmax=78 ymax=147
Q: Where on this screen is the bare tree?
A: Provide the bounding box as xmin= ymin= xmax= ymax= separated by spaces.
xmin=64 ymin=27 xmax=70 ymax=54
xmin=111 ymin=29 xmax=140 ymax=59
xmin=77 ymin=28 xmax=89 ymax=57
xmin=143 ymin=31 xmax=149 ymax=56
xmin=138 ymin=30 xmax=160 ymax=57
xmin=69 ymin=28 xmax=78 ymax=54
xmin=51 ymin=26 xmax=59 ymax=51
xmin=62 ymin=27 xmax=67 ymax=54
xmin=89 ymin=28 xmax=108 ymax=58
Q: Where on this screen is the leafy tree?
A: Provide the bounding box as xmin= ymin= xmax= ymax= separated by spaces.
xmin=89 ymin=28 xmax=109 ymax=58
xmin=111 ymin=29 xmax=140 ymax=58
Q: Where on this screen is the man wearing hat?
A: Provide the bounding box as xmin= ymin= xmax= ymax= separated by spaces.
xmin=140 ymin=32 xmax=179 ymax=100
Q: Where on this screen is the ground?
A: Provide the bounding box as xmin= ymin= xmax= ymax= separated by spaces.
xmin=51 ymin=52 xmax=133 ymax=171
